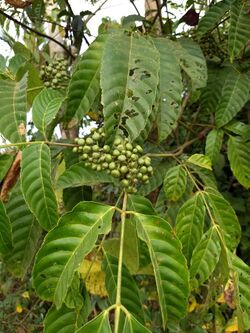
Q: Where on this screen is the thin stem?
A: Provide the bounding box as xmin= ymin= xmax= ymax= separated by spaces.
xmin=114 ymin=191 xmax=128 ymax=333
xmin=0 ymin=9 xmax=75 ymax=59
xmin=0 ymin=141 xmax=79 ymax=149
xmin=85 ymin=0 xmax=109 ymax=25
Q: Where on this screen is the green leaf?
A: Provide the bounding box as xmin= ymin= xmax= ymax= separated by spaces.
xmin=187 ymin=154 xmax=212 ymax=170
xmin=0 ymin=76 xmax=27 ymax=142
xmin=164 ymin=165 xmax=187 ymax=201
xmin=138 ymin=160 xmax=172 ymax=196
xmin=122 ymin=313 xmax=151 ymax=333
xmin=32 ymin=88 xmax=64 ymax=138
xmin=5 ymin=186 xmax=42 ymax=278
xmin=0 ymin=154 xmax=13 ymax=182
xmin=135 ymin=213 xmax=189 ymax=327
xmin=153 ymin=38 xmax=183 ymax=142
xmin=63 ymin=186 xmax=92 ymax=211
xmin=33 ymin=202 xmax=114 ymax=308
xmin=44 ymin=304 xmax=82 ymax=333
xmin=66 ymin=34 xmax=107 ymax=124
xmin=204 ymin=187 xmax=241 ymax=251
xmin=232 ymin=254 xmax=250 ymax=330
xmin=101 ymin=32 xmax=159 ymax=143
xmin=227 ymin=136 xmax=250 ymax=189
xmin=103 ymin=253 xmax=144 ymax=322
xmin=56 ymin=162 xmax=116 ymax=190
xmin=64 ymin=273 xmax=84 ymax=309
xmin=229 ymin=1 xmax=250 ymax=61
xmin=173 ymin=38 xmax=207 ymax=90
xmin=196 ymin=1 xmax=230 ymax=38
xmin=215 ymin=69 xmax=249 ymax=128
xmin=176 ymin=192 xmax=206 ymax=263
xmin=76 ymin=311 xmax=112 ymax=333
xmin=225 ymin=121 xmax=250 ymax=141
xmin=103 ymin=219 xmax=140 ymax=274
xmin=205 ymin=129 xmax=224 ymax=165
xmin=8 ymin=54 xmax=26 ymax=75
xmin=190 ymin=227 xmax=221 ymax=287
xmin=188 ymin=164 xmax=217 ymax=189
xmin=0 ymin=200 xmax=12 ymax=254
xmin=127 ymin=194 xmax=155 ymax=215
xmin=21 ymin=143 xmax=58 ymax=231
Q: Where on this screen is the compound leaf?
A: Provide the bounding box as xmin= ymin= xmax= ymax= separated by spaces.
xmin=135 ymin=213 xmax=189 ymax=327
xmin=33 ymin=202 xmax=114 ymax=308
xmin=21 ymin=143 xmax=58 ymax=231
xmin=101 ymin=32 xmax=159 ymax=144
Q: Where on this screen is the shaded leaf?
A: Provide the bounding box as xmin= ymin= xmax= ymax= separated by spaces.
xmin=227 ymin=136 xmax=250 ymax=189
xmin=33 ymin=202 xmax=114 ymax=308
xmin=0 ymin=154 xmax=14 ymax=182
xmin=0 ymin=76 xmax=27 ymax=142
xmin=164 ymin=165 xmax=187 ymax=201
xmin=103 ymin=253 xmax=144 ymax=322
xmin=136 ymin=213 xmax=189 ymax=327
xmin=0 ymin=200 xmax=12 ymax=254
xmin=229 ymin=1 xmax=250 ymax=61
xmin=66 ymin=34 xmax=107 ymax=124
xmin=21 ymin=143 xmax=58 ymax=231
xmin=205 ymin=129 xmax=224 ymax=165
xmin=204 ymin=187 xmax=241 ymax=251
xmin=101 ymin=32 xmax=159 ymax=143
xmin=127 ymin=194 xmax=155 ymax=215
xmin=225 ymin=121 xmax=250 ymax=141
xmin=190 ymin=227 xmax=221 ymax=287
xmin=32 ymin=88 xmax=64 ymax=138
xmin=153 ymin=38 xmax=183 ymax=142
xmin=5 ymin=186 xmax=42 ymax=278
xmin=56 ymin=162 xmax=116 ymax=189
xmin=122 ymin=313 xmax=151 ymax=333
xmin=176 ymin=192 xmax=206 ymax=263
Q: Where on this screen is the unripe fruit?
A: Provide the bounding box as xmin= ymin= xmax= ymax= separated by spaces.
xmin=111 ymin=170 xmax=120 ymax=178
xmin=105 ymin=154 xmax=112 ymax=162
xmin=92 ymin=132 xmax=100 ymax=141
xmin=131 ymin=154 xmax=138 ymax=161
xmin=78 ymin=138 xmax=85 ymax=145
xmin=82 ymin=145 xmax=91 ymax=153
xmin=140 ymin=166 xmax=147 ymax=174
xmin=109 ymin=162 xmax=116 ymax=170
xmin=138 ymin=158 xmax=145 ymax=165
xmin=142 ymin=175 xmax=149 ymax=182
xmin=72 ymin=147 xmax=78 ymax=153
xmin=121 ymin=179 xmax=129 ymax=187
xmin=120 ymin=165 xmax=128 ymax=174
xmin=125 ymin=143 xmax=133 ymax=151
xmin=92 ymin=145 xmax=99 ymax=152
xmin=103 ymin=145 xmax=110 ymax=152
xmin=118 ymin=155 xmax=126 ymax=162
xmin=113 ymin=149 xmax=120 ymax=156
xmin=86 ymin=137 xmax=94 ymax=145
xmin=114 ymin=137 xmax=122 ymax=146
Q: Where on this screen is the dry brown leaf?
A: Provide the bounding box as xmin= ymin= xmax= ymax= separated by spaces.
xmin=5 ymin=0 xmax=32 ymax=8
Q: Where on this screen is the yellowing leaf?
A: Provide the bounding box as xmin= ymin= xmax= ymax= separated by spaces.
xmin=187 ymin=154 xmax=212 ymax=170
xmin=16 ymin=304 xmax=23 ymax=313
xmin=225 ymin=316 xmax=238 ymax=332
xmin=21 ymin=291 xmax=30 ymax=299
xmin=188 ymin=298 xmax=198 ymax=312
xmin=78 ymin=259 xmax=108 ymax=297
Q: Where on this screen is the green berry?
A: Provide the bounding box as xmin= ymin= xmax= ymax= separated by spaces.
xmin=102 ymin=162 xmax=109 ymax=169
xmin=113 ymin=149 xmax=120 ymax=156
xmin=97 ymin=165 xmax=102 ymax=171
xmin=138 ymin=158 xmax=144 ymax=165
xmin=142 ymin=175 xmax=149 ymax=182
xmin=93 ymin=152 xmax=100 ymax=159
xmin=126 ymin=151 xmax=132 ymax=158
xmin=133 ymin=148 xmax=138 ymax=153
xmin=131 ymin=154 xmax=138 ymax=161
xmin=72 ymin=147 xmax=78 ymax=153
xmin=109 ymin=162 xmax=116 ymax=170
xmin=114 ymin=137 xmax=122 ymax=146
xmin=111 ymin=169 xmax=120 ymax=178
xmin=74 ymin=138 xmax=79 ymax=144
xmin=147 ymin=166 xmax=153 ymax=174
xmin=81 ymin=153 xmax=88 ymax=160
xmin=118 ymin=155 xmax=126 ymax=162
xmin=86 ymin=137 xmax=94 ymax=145
xmin=117 ymin=144 xmax=124 ymax=152
xmin=125 ymin=143 xmax=133 ymax=151
xmin=82 ymin=145 xmax=91 ymax=153
xmin=120 ymin=165 xmax=128 ymax=174
xmin=92 ymin=132 xmax=100 ymax=141
xmin=91 ymin=164 xmax=97 ymax=170
xmin=121 ymin=179 xmax=129 ymax=187
xmin=144 ymin=157 xmax=151 ymax=166
xmin=136 ymin=145 xmax=143 ymax=153
xmin=103 ymin=145 xmax=110 ymax=153
xmin=137 ymin=172 xmax=143 ymax=179
xmin=92 ymin=145 xmax=99 ymax=152
xmin=140 ymin=166 xmax=147 ymax=174
xmin=78 ymin=138 xmax=85 ymax=145
xmin=105 ymin=154 xmax=112 ymax=162
xmin=131 ymin=168 xmax=137 ymax=174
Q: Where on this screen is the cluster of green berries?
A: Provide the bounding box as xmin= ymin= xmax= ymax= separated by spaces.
xmin=73 ymin=127 xmax=153 ymax=193
xmin=40 ymin=57 xmax=70 ymax=89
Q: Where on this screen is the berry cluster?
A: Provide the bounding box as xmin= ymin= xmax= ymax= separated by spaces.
xmin=73 ymin=127 xmax=153 ymax=193
xmin=40 ymin=57 xmax=70 ymax=89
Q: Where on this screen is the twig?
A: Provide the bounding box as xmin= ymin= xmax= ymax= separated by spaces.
xmin=64 ymin=0 xmax=74 ymax=17
xmin=129 ymin=0 xmax=141 ymax=16
xmin=85 ymin=0 xmax=109 ymax=25
xmin=0 ymin=9 xmax=75 ymax=59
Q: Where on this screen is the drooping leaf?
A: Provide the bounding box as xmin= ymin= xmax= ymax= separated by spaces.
xmin=76 ymin=311 xmax=112 ymax=333
xmin=33 ymin=202 xmax=114 ymax=308
xmin=44 ymin=304 xmax=83 ymax=333
xmin=0 ymin=154 xmax=14 ymax=182
xmin=176 ymin=192 xmax=206 ymax=263
xmin=122 ymin=313 xmax=151 ymax=333
xmin=204 ymin=187 xmax=241 ymax=251
xmin=21 ymin=143 xmax=58 ymax=231
xmin=227 ymin=136 xmax=250 ymax=189
xmin=63 ymin=186 xmax=92 ymax=211
xmin=228 ymin=1 xmax=250 ymax=61
xmin=101 ymin=32 xmax=160 ymax=143
xmin=135 ymin=213 xmax=189 ymax=327
xmin=103 ymin=219 xmax=140 ymax=274
xmin=127 ymin=194 xmax=155 ymax=215
xmin=0 ymin=76 xmax=27 ymax=142
xmin=190 ymin=227 xmax=221 ymax=287
xmin=164 ymin=165 xmax=187 ymax=201
xmin=232 ymin=254 xmax=250 ymax=331
xmin=103 ymin=253 xmax=144 ymax=322
xmin=66 ymin=34 xmax=107 ymax=125
xmin=5 ymin=186 xmax=42 ymax=278
xmin=187 ymin=154 xmax=212 ymax=170
xmin=8 ymin=54 xmax=26 ymax=75
xmin=188 ymin=164 xmax=217 ymax=189
xmin=205 ymin=129 xmax=224 ymax=165
xmin=215 ymin=69 xmax=249 ymax=128
xmin=196 ymin=1 xmax=230 ymax=37
xmin=225 ymin=121 xmax=250 ymax=141
xmin=153 ymin=38 xmax=183 ymax=142
xmin=172 ymin=38 xmax=207 ymax=90
xmin=0 ymin=200 xmax=12 ymax=254
xmin=32 ymin=88 xmax=64 ymax=138
xmin=56 ymin=162 xmax=117 ymax=190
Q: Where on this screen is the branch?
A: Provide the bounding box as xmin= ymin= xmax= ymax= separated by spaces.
xmin=64 ymin=0 xmax=74 ymax=17
xmin=85 ymin=0 xmax=109 ymax=25
xmin=0 ymin=8 xmax=75 ymax=59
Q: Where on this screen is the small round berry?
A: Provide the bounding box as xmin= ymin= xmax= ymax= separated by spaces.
xmin=111 ymin=169 xmax=120 ymax=178
xmin=109 ymin=162 xmax=116 ymax=170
